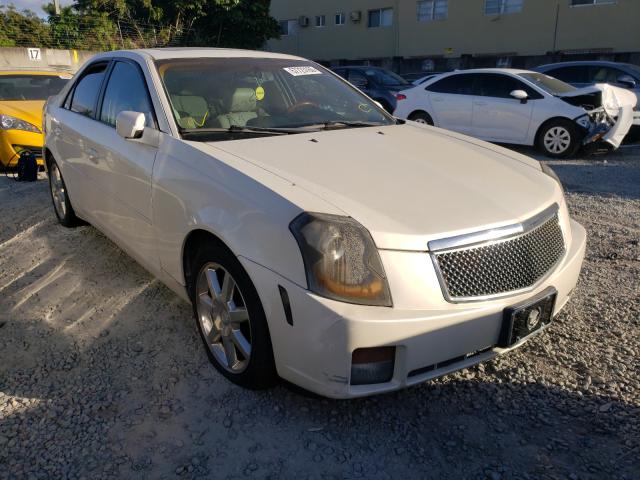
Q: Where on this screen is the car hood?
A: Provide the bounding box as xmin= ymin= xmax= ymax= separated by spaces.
xmin=556 ymin=84 xmax=638 ymax=115
xmin=0 ymin=100 xmax=45 ymax=129
xmin=207 ymin=124 xmax=559 ymax=251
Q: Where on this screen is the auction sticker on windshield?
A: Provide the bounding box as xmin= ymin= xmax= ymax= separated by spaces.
xmin=283 ymin=66 xmax=322 ymax=76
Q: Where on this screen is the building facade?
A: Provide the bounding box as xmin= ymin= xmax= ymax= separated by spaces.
xmin=267 ymin=0 xmax=640 ymax=72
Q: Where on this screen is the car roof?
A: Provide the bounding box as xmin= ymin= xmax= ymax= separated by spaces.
xmin=536 ymin=60 xmax=630 ymax=69
xmin=110 ymin=47 xmax=307 ymax=62
xmin=440 ymin=68 xmax=532 ymax=75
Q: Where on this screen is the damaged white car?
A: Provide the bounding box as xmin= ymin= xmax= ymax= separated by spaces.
xmin=393 ymin=69 xmax=638 ymax=158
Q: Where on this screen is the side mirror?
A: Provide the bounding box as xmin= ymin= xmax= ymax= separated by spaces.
xmin=116 ymin=111 xmax=146 ymax=139
xmin=616 ymin=75 xmax=637 ymax=89
xmin=510 ymin=89 xmax=529 ymax=103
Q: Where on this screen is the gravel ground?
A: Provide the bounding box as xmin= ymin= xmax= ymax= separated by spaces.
xmin=1 ymin=146 xmax=639 ymax=480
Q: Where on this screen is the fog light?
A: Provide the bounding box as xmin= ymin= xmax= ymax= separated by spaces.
xmin=350 ymin=346 xmax=395 ymax=385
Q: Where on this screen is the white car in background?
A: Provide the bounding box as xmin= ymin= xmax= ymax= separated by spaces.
xmin=394 ymin=68 xmax=637 ymax=158
xmin=44 ymin=49 xmax=586 ymax=398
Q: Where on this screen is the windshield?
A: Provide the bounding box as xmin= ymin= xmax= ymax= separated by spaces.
xmin=0 ymin=74 xmax=69 ymax=101
xmin=519 ymin=73 xmax=576 ymax=95
xmin=366 ymin=69 xmax=410 ymax=87
xmin=156 ymin=58 xmax=394 ymax=135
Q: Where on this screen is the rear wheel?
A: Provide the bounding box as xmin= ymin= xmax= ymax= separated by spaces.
xmin=48 ymin=160 xmax=82 ymax=227
xmin=536 ymin=119 xmax=581 ymax=158
xmin=408 ymin=111 xmax=434 ymax=126
xmin=189 ymin=243 xmax=277 ymax=389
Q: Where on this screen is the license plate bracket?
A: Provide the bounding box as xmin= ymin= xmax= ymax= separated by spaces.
xmin=499 ymin=287 xmax=557 ymax=348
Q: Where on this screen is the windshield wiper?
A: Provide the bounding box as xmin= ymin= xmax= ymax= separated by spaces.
xmin=295 ymin=120 xmax=389 ymax=130
xmin=180 ymin=125 xmax=302 ymax=138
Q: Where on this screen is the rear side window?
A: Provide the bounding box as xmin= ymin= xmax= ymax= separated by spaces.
xmin=99 ymin=61 xmax=155 ymax=127
xmin=545 ymin=66 xmax=589 ymax=84
xmin=589 ymin=66 xmax=625 ymax=84
xmin=426 ymin=74 xmax=476 ymax=95
xmin=475 ymin=73 xmax=543 ymax=99
xmin=69 ymin=63 xmax=107 ymax=117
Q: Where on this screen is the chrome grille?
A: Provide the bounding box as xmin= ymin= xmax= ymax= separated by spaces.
xmin=432 ymin=212 xmax=565 ymax=301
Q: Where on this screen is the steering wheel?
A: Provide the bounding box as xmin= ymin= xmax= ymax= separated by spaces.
xmin=287 ymin=101 xmax=321 ymax=115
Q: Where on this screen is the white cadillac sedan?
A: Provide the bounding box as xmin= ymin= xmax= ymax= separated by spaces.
xmin=393 ymin=68 xmax=636 ymax=158
xmin=44 ymin=49 xmax=586 ymax=398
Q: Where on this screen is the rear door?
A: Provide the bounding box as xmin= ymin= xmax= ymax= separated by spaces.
xmin=50 ymin=61 xmax=110 ymax=217
xmin=424 ymin=73 xmax=476 ymax=133
xmin=471 ymin=73 xmax=539 ymax=143
xmin=89 ymin=59 xmax=159 ymax=268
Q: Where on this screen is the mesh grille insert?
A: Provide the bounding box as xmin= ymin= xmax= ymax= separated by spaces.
xmin=434 ymin=214 xmax=565 ymax=300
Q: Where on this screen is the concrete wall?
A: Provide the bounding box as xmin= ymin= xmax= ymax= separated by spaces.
xmin=0 ymin=47 xmax=97 ymax=73
xmin=267 ymin=0 xmax=640 ymax=64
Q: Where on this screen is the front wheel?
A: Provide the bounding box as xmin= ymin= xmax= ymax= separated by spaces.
xmin=536 ymin=120 xmax=581 ymax=158
xmin=48 ymin=160 xmax=82 ymax=227
xmin=189 ymin=243 xmax=277 ymax=389
xmin=408 ymin=111 xmax=434 ymax=126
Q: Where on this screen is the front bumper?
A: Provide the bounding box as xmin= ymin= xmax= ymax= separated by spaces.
xmin=0 ymin=130 xmax=44 ymax=167
xmin=241 ymin=219 xmax=586 ymax=399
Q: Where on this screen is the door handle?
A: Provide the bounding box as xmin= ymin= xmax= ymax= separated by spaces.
xmin=474 ymin=101 xmax=488 ymax=106
xmin=86 ymin=147 xmax=98 ymax=163
xmin=433 ymin=97 xmax=444 ymax=102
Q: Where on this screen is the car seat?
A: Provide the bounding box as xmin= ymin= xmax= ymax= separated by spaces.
xmin=171 ymin=93 xmax=210 ymax=129
xmin=217 ymin=88 xmax=258 ymax=128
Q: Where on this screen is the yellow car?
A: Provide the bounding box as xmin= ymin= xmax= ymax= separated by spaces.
xmin=0 ymin=70 xmax=70 ymax=167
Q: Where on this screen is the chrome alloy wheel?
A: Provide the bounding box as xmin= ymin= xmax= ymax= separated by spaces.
xmin=196 ymin=263 xmax=252 ymax=373
xmin=50 ymin=163 xmax=67 ymax=218
xmin=543 ymin=126 xmax=571 ymax=155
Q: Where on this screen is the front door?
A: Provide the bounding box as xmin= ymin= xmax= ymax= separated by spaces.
xmin=471 ymin=73 xmax=536 ymax=143
xmin=89 ymin=60 xmax=159 ymax=268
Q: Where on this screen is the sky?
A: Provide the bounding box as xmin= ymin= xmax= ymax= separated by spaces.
xmin=1 ymin=0 xmax=74 ymax=15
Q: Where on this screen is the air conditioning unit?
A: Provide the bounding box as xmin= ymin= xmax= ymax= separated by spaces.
xmin=350 ymin=11 xmax=362 ymax=23
xmin=298 ymin=16 xmax=310 ymax=27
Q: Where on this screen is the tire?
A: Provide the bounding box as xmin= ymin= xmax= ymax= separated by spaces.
xmin=188 ymin=242 xmax=277 ymax=389
xmin=48 ymin=159 xmax=82 ymax=227
xmin=536 ymin=119 xmax=581 ymax=159
xmin=408 ymin=111 xmax=434 ymax=126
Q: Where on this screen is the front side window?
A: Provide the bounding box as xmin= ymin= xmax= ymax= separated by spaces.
xmin=335 ymin=12 xmax=345 ymax=25
xmin=417 ymin=0 xmax=448 ymax=21
xmin=69 ymin=63 xmax=108 ymax=117
xmin=426 ymin=74 xmax=476 ymax=95
xmin=315 ymin=15 xmax=326 ymax=27
xmin=100 ymin=61 xmax=154 ymax=128
xmin=589 ymin=66 xmax=625 ymax=83
xmin=156 ymin=58 xmax=394 ymax=136
xmin=0 ymin=74 xmax=68 ymax=101
xmin=368 ymin=8 xmax=393 ymax=27
xmin=519 ymin=73 xmax=576 ymax=95
xmin=474 ymin=73 xmax=542 ymax=99
xmin=485 ymin=0 xmax=523 ymax=15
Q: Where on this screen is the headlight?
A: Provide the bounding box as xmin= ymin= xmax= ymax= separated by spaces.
xmin=575 ymin=114 xmax=591 ymax=130
xmin=0 ymin=114 xmax=41 ymax=133
xmin=290 ymin=212 xmax=392 ymax=307
xmin=541 ymin=162 xmax=563 ymax=190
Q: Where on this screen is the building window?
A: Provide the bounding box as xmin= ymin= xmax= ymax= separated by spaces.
xmin=335 ymin=12 xmax=346 ymax=25
xmin=279 ymin=19 xmax=298 ymax=36
xmin=417 ymin=0 xmax=448 ymax=21
xmin=484 ymin=0 xmax=523 ymax=15
xmin=368 ymin=8 xmax=394 ymax=28
xmin=315 ymin=15 xmax=326 ymax=27
xmin=570 ymin=0 xmax=616 ymax=5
